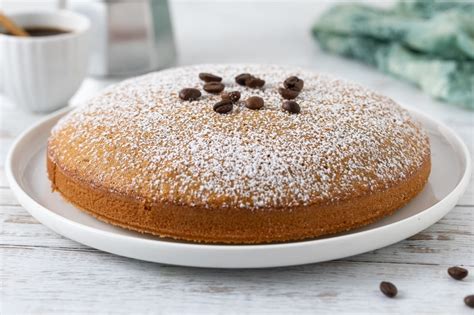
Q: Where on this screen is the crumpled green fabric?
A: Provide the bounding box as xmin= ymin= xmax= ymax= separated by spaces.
xmin=312 ymin=0 xmax=474 ymax=109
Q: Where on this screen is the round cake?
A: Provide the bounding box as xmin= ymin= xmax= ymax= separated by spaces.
xmin=47 ymin=64 xmax=431 ymax=244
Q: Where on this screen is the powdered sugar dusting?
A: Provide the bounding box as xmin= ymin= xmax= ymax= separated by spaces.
xmin=48 ymin=64 xmax=430 ymax=210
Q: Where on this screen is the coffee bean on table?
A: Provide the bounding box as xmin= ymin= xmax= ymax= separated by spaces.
xmin=284 ymin=76 xmax=304 ymax=92
xmin=465 ymin=295 xmax=474 ymax=308
xmin=235 ymin=73 xmax=252 ymax=85
xmin=278 ymin=87 xmax=299 ymax=100
xmin=221 ymin=91 xmax=241 ymax=103
xmin=245 ymin=76 xmax=265 ymax=88
xmin=281 ymin=100 xmax=300 ymax=114
xmin=199 ymin=72 xmax=222 ymax=82
xmin=213 ymin=100 xmax=233 ymax=114
xmin=179 ymin=88 xmax=201 ymax=101
xmin=204 ymin=82 xmax=225 ymax=94
xmin=379 ymin=281 xmax=398 ymax=298
xmin=448 ymin=266 xmax=468 ymax=280
xmin=245 ymin=96 xmax=264 ymax=110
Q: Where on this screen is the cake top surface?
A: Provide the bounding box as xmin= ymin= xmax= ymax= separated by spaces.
xmin=48 ymin=64 xmax=430 ymax=210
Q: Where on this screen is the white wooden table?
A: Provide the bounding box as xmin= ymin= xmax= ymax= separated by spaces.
xmin=1 ymin=1 xmax=473 ymax=314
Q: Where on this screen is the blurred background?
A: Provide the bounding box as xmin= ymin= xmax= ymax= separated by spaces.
xmin=1 ymin=0 xmax=393 ymax=68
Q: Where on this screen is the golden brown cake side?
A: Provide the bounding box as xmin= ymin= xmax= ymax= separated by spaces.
xmin=47 ymin=151 xmax=430 ymax=244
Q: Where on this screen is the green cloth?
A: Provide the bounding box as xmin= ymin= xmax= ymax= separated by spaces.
xmin=312 ymin=0 xmax=474 ymax=109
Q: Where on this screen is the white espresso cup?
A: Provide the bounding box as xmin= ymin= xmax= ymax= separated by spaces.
xmin=0 ymin=10 xmax=90 ymax=112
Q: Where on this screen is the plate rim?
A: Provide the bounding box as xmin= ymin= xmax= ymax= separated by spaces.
xmin=5 ymin=106 xmax=472 ymax=265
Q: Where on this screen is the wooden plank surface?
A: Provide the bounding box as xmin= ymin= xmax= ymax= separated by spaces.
xmin=1 ymin=0 xmax=473 ymax=314
xmin=2 ymin=249 xmax=473 ymax=315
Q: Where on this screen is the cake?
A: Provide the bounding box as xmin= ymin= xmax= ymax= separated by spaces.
xmin=47 ymin=64 xmax=431 ymax=244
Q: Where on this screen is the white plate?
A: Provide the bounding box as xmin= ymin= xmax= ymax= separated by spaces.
xmin=6 ymin=107 xmax=471 ymax=268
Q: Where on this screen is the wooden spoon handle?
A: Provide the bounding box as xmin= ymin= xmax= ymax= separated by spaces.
xmin=0 ymin=12 xmax=29 ymax=37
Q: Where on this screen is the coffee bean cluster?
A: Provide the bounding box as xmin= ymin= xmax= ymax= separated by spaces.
xmin=378 ymin=266 xmax=473 ymax=309
xmin=235 ymin=73 xmax=265 ymax=88
xmin=178 ymin=72 xmax=267 ymax=114
xmin=447 ymin=266 xmax=473 ymax=308
xmin=278 ymin=76 xmax=304 ymax=114
xmin=234 ymin=73 xmax=265 ymax=111
xmin=178 ymin=72 xmax=305 ymax=115
xmin=179 ymin=73 xmax=225 ymax=105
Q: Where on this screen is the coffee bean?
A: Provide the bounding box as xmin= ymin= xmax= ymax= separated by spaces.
xmin=213 ymin=100 xmax=233 ymax=114
xmin=278 ymin=87 xmax=299 ymax=100
xmin=204 ymin=82 xmax=225 ymax=94
xmin=465 ymin=295 xmax=474 ymax=308
xmin=284 ymin=76 xmax=304 ymax=92
xmin=179 ymin=88 xmax=201 ymax=101
xmin=281 ymin=101 xmax=300 ymax=114
xmin=245 ymin=76 xmax=265 ymax=88
xmin=199 ymin=72 xmax=222 ymax=82
xmin=235 ymin=73 xmax=251 ymax=85
xmin=222 ymin=91 xmax=241 ymax=103
xmin=448 ymin=266 xmax=468 ymax=280
xmin=235 ymin=73 xmax=265 ymax=88
xmin=379 ymin=281 xmax=397 ymax=298
xmin=245 ymin=96 xmax=264 ymax=110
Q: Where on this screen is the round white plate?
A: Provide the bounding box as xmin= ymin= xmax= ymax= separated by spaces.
xmin=6 ymin=107 xmax=471 ymax=268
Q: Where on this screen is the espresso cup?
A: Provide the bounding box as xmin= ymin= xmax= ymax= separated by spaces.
xmin=0 ymin=10 xmax=90 ymax=112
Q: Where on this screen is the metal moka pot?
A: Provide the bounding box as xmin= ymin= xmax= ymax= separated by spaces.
xmin=69 ymin=0 xmax=175 ymax=77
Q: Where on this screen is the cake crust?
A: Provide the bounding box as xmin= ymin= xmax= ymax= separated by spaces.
xmin=47 ymin=64 xmax=431 ymax=244
xmin=47 ymin=154 xmax=430 ymax=243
